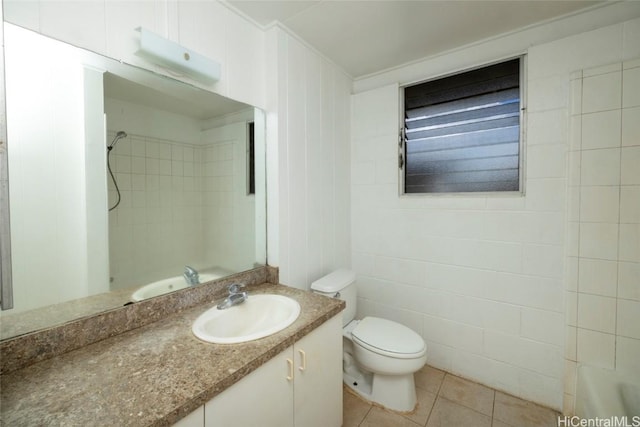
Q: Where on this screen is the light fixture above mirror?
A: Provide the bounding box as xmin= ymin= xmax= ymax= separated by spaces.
xmin=135 ymin=27 xmax=221 ymax=84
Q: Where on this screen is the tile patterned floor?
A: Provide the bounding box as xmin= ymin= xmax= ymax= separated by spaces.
xmin=343 ymin=365 xmax=561 ymax=427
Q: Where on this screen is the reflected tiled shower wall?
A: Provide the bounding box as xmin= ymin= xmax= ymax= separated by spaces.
xmin=107 ymin=134 xmax=234 ymax=290
xmin=564 ymin=59 xmax=640 ymax=414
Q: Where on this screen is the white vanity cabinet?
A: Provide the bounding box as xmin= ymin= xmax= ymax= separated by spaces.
xmin=291 ymin=314 xmax=343 ymax=427
xmin=189 ymin=314 xmax=342 ymax=427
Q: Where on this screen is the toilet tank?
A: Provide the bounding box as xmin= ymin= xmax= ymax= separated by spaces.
xmin=310 ymin=269 xmax=357 ymax=326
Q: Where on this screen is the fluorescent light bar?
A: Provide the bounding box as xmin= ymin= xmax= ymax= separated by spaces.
xmin=135 ymin=27 xmax=221 ymax=84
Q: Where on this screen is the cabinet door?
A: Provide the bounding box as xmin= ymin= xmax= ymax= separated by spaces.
xmin=205 ymin=347 xmax=294 ymax=427
xmin=293 ymin=314 xmax=342 ymax=427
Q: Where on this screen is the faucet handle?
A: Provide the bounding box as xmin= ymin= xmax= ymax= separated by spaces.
xmin=228 ymin=283 xmax=245 ymax=294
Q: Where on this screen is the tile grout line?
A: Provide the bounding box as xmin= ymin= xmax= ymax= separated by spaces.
xmin=492 ymin=389 xmax=500 ymax=426
xmin=422 ymin=371 xmax=447 ymax=426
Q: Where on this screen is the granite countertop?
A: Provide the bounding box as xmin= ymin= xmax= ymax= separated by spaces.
xmin=0 ymin=283 xmax=344 ymax=426
xmin=0 ymin=287 xmax=135 ymax=340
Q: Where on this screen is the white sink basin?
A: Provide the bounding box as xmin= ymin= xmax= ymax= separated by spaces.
xmin=131 ymin=273 xmax=220 ymax=301
xmin=192 ymin=294 xmax=301 ymax=344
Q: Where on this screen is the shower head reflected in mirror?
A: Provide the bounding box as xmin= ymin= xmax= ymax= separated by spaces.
xmin=107 ymin=131 xmax=128 ymax=150
xmin=107 ymin=131 xmax=127 ymax=211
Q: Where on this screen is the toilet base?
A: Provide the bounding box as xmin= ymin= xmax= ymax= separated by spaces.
xmin=343 ymin=368 xmax=418 ymax=412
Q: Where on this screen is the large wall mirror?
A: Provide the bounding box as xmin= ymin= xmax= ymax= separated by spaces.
xmin=0 ymin=23 xmax=267 ymax=340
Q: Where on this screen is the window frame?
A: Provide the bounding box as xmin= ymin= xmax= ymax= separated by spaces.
xmin=398 ymin=55 xmax=527 ymax=197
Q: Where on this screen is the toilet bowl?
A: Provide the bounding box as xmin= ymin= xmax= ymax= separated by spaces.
xmin=343 ymin=317 xmax=426 ymax=412
xmin=311 ymin=269 xmax=427 ymax=412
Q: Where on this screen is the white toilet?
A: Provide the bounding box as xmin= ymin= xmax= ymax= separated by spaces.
xmin=311 ymin=269 xmax=427 ymax=412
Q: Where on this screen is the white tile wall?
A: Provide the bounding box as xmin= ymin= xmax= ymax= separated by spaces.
xmin=581 ymin=69 xmax=622 ymax=113
xmin=577 ymin=258 xmax=618 ymax=297
xmin=616 ymin=336 xmax=640 ymax=373
xmin=577 ymin=293 xmax=617 ymax=333
xmin=621 ymin=146 xmax=640 ymax=184
xmin=579 ymin=186 xmax=619 ymax=223
xmin=622 ymin=66 xmax=640 ymax=108
xmin=580 ymin=148 xmax=621 ymax=186
xmin=622 ymin=107 xmax=640 ymax=146
xmin=581 ymin=110 xmax=621 ymax=150
xmin=567 ymin=57 xmax=640 ymax=413
xmin=618 ymin=262 xmax=640 ymax=301
xmin=108 ymin=116 xmax=256 ymax=290
xmin=578 ymin=222 xmax=619 ymax=260
xmin=617 ymin=299 xmax=640 ymax=339
xmin=576 ymin=329 xmax=616 ymax=369
xmin=108 ymin=132 xmax=204 ymax=288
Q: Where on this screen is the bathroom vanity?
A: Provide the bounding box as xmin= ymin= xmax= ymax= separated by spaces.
xmin=180 ymin=314 xmax=342 ymax=427
xmin=0 ymin=279 xmax=344 ymax=426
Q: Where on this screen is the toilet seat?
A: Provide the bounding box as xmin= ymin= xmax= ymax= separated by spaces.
xmin=351 ymin=317 xmax=426 ymax=359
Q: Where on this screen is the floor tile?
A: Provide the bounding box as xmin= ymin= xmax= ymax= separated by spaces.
xmin=343 ymin=387 xmax=372 ymax=427
xmin=361 ymin=406 xmax=422 ymax=427
xmin=414 ymin=365 xmax=446 ymax=394
xmin=342 ymin=365 xmax=561 ymax=427
xmin=439 ymin=374 xmax=495 ymax=416
xmin=493 ymin=391 xmax=559 ymax=427
xmin=402 ymin=387 xmax=437 ymax=426
xmin=426 ymin=396 xmax=492 ymax=427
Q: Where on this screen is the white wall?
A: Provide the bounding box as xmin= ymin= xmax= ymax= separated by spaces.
xmin=351 ymin=5 xmax=640 ymax=411
xmin=566 ymin=59 xmax=640 ymax=413
xmin=265 ymin=26 xmax=352 ymax=289
xmin=3 ymin=0 xmax=265 ymax=109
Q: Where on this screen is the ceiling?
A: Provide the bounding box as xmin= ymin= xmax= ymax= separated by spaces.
xmin=228 ymin=0 xmax=601 ymax=78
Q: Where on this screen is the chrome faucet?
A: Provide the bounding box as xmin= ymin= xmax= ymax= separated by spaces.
xmin=183 ymin=266 xmax=200 ymax=286
xmin=217 ymin=284 xmax=248 ymax=310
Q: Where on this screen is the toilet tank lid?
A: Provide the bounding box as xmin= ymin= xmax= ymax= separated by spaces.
xmin=310 ymin=269 xmax=355 ymax=293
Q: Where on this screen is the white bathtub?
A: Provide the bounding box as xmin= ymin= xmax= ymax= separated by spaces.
xmin=576 ymin=365 xmax=640 ymax=418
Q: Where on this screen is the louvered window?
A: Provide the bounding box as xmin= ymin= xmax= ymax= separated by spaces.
xmin=402 ymin=58 xmax=523 ymax=194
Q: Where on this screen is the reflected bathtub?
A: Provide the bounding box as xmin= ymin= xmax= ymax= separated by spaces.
xmin=131 ymin=266 xmax=233 ymax=301
xmin=576 ymin=365 xmax=640 ymax=419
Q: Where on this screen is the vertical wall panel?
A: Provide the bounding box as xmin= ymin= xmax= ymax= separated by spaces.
xmin=305 ymin=51 xmax=324 ymax=283
xmin=320 ymin=61 xmax=336 ymax=274
xmin=285 ymin=37 xmax=308 ymax=288
xmin=267 ymin=27 xmax=352 ymax=289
